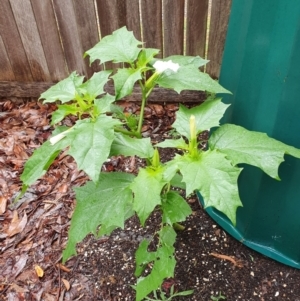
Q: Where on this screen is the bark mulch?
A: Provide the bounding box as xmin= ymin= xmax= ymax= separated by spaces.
xmin=1 ymin=99 xmax=300 ymax=301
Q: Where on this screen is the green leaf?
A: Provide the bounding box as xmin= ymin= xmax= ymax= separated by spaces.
xmin=79 ymin=71 xmax=111 ymax=100
xmin=172 ymin=99 xmax=230 ymax=139
xmin=170 ymin=173 xmax=186 ymax=190
xmin=172 ymin=289 xmax=194 ymax=297
xmin=51 ymin=103 xmax=79 ymax=125
xmin=110 ymin=133 xmax=154 ymax=158
xmin=137 ymin=48 xmax=160 ymax=68
xmin=134 ymin=240 xmax=156 ymax=277
xmin=94 ymin=94 xmax=116 ymax=115
xmin=174 ymin=150 xmax=243 ymax=225
xmin=130 ymin=167 xmax=168 ymax=225
xmin=67 ymin=116 xmax=120 ymax=182
xmin=162 ymin=191 xmax=192 ymax=225
xmin=112 ymin=68 xmax=142 ymax=100
xmin=155 ymin=65 xmax=231 ymax=94
xmin=162 ymin=55 xmax=208 ymax=68
xmin=40 ymin=71 xmax=84 ymax=103
xmin=20 ymin=141 xmax=61 ymax=186
xmin=209 ymin=124 xmax=300 ymax=179
xmin=20 ymin=131 xmax=73 ymax=186
xmin=156 ymin=137 xmax=189 ymax=150
xmin=135 ymin=226 xmax=176 ymax=301
xmin=62 ymin=172 xmax=135 ymax=262
xmin=85 ymin=26 xmax=143 ymax=64
xmin=158 ymin=225 xmax=177 ymax=247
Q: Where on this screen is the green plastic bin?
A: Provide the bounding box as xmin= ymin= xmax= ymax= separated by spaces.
xmin=201 ymin=0 xmax=300 ymax=268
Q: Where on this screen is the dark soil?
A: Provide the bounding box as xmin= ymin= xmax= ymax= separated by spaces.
xmin=1 ymin=99 xmax=300 ymax=301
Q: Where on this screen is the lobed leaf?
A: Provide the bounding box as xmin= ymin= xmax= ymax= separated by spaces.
xmin=51 ymin=104 xmax=79 ymax=125
xmin=40 ymin=71 xmax=84 ymax=103
xmin=209 ymin=124 xmax=300 ymax=179
xmin=62 ymin=172 xmax=135 ymax=262
xmin=110 ymin=133 xmax=154 ymax=159
xmin=169 ymin=150 xmax=243 ymax=225
xmin=155 ymin=65 xmax=231 ymax=94
xmin=20 ymin=131 xmax=73 ymax=186
xmin=85 ymin=26 xmax=143 ymax=65
xmin=112 ymin=68 xmax=143 ymax=100
xmin=94 ymin=94 xmax=116 ymax=115
xmin=135 ymin=226 xmax=176 ymax=301
xmin=130 ymin=167 xmax=168 ymax=225
xmin=78 ymin=71 xmax=112 ymax=100
xmin=162 ymin=55 xmax=209 ymax=68
xmin=137 ymin=48 xmax=160 ymax=68
xmin=162 ymin=191 xmax=192 ymax=225
xmin=172 ymin=99 xmax=230 ymax=139
xmin=170 ymin=173 xmax=186 ymax=190
xmin=67 ymin=116 xmax=120 ymax=182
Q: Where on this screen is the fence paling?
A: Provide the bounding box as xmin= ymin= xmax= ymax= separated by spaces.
xmin=0 ymin=0 xmax=232 ymax=100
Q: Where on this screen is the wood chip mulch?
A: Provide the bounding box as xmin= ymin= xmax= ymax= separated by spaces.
xmin=1 ymin=99 xmax=300 ymax=301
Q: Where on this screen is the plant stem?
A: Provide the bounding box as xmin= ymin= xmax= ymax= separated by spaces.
xmin=173 ymin=222 xmax=185 ymax=231
xmin=137 ymin=83 xmax=148 ymax=135
xmin=114 ymin=126 xmax=142 ymax=138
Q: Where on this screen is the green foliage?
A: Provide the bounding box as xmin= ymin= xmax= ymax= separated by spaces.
xmin=209 ymin=124 xmax=300 ymax=179
xmin=143 ymin=285 xmax=194 ymax=301
xmin=40 ymin=70 xmax=112 ymax=124
xmin=85 ymin=26 xmax=143 ymax=64
xmin=211 ymin=292 xmax=226 ymax=301
xmin=172 ymin=99 xmax=230 ymax=139
xmin=131 ymin=166 xmax=168 ymax=226
xmin=110 ymin=133 xmax=154 ymax=158
xmin=135 ymin=226 xmax=177 ymax=300
xmin=19 ymin=26 xmax=300 ymax=300
xmin=161 ymin=191 xmax=192 ymax=225
xmin=63 ymin=172 xmax=135 ymax=261
xmin=163 ymin=151 xmax=242 ymax=225
xmin=154 ymin=64 xmax=231 ymax=94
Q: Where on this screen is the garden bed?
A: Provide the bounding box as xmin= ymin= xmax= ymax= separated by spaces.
xmin=1 ymin=99 xmax=300 ymax=301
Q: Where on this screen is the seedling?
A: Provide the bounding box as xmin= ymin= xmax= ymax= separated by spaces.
xmin=211 ymin=292 xmax=226 ymax=301
xmin=143 ymin=285 xmax=193 ymax=301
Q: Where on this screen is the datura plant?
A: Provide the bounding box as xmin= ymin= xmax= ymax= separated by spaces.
xmin=19 ymin=27 xmax=300 ymax=300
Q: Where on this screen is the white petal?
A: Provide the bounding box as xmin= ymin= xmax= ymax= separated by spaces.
xmin=153 ymin=60 xmax=179 ymax=74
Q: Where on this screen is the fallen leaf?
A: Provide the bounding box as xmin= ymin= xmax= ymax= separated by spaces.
xmin=61 ymin=278 xmax=70 ymax=291
xmin=16 ymin=269 xmax=38 ymax=283
xmin=10 ymin=283 xmax=28 ymax=293
xmin=56 ymin=263 xmax=71 ymax=273
xmin=34 ymin=265 xmax=44 ymax=278
xmin=7 ymin=211 xmax=28 ymax=237
xmin=58 ymin=183 xmax=68 ymax=193
xmin=12 ymin=254 xmax=28 ymax=278
xmin=0 ymin=196 xmax=7 ymax=214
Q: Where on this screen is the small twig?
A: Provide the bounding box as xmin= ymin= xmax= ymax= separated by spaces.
xmin=210 ymin=252 xmax=243 ymax=268
xmin=56 ymin=261 xmax=61 ymax=301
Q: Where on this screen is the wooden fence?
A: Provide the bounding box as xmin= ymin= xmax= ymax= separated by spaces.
xmin=0 ymin=0 xmax=231 ymax=101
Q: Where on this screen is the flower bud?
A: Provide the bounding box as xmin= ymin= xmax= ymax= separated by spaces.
xmin=189 ymin=115 xmax=196 ymax=141
xmin=151 ymin=148 xmax=160 ymax=168
xmin=50 ymin=128 xmax=73 ymax=145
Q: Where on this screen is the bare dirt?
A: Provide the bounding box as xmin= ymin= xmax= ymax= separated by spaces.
xmin=1 ymin=99 xmax=300 ymax=301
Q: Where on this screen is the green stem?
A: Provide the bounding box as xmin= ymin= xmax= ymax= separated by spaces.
xmin=137 ymin=83 xmax=148 ymax=135
xmin=173 ymin=222 xmax=185 ymax=231
xmin=114 ymin=126 xmax=142 ymax=138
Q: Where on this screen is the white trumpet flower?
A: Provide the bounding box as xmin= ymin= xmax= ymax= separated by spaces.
xmin=153 ymin=60 xmax=180 ymax=74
